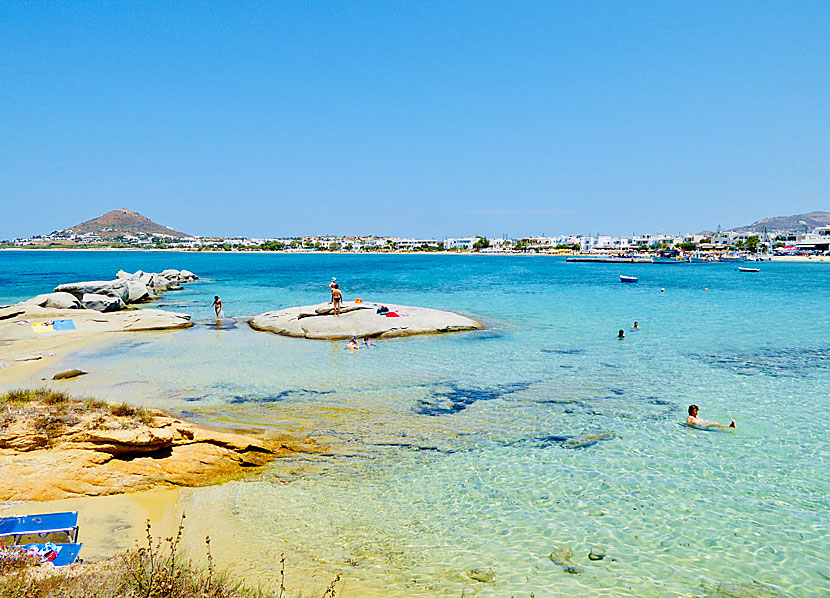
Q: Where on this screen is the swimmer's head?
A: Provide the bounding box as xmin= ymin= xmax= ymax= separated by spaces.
xmin=688 ymin=405 xmax=699 ymax=416
xmin=618 ymin=329 xmax=625 ymax=338
xmin=214 ymin=296 xmax=219 ymax=300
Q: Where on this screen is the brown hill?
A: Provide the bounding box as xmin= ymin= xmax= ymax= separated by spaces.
xmin=62 ymin=209 xmax=192 ymax=239
xmin=730 ymin=211 xmax=830 ymax=233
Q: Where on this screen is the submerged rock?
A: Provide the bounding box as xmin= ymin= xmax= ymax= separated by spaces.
xmin=550 ymin=545 xmax=583 ymax=574
xmin=562 ymin=431 xmax=616 ymax=449
xmin=588 ymin=546 xmax=606 ymax=561
xmin=706 ymin=581 xmax=788 ymax=598
xmin=467 ymin=568 xmax=496 ymax=583
xmin=250 ymin=301 xmax=483 ymax=340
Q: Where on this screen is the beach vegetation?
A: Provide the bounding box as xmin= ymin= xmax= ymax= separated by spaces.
xmin=745 ymin=235 xmax=760 ymax=253
xmin=0 ymin=388 xmax=155 ymax=436
xmin=0 ymin=516 xmax=342 ymax=598
xmin=473 ymin=237 xmax=490 ymax=250
xmin=677 ymin=242 xmax=697 ymax=251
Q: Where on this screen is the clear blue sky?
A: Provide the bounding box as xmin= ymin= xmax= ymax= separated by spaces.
xmin=2 ymin=1 xmax=828 ymax=239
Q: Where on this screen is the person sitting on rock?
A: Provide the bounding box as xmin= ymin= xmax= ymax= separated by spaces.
xmin=686 ymin=404 xmax=735 ymax=429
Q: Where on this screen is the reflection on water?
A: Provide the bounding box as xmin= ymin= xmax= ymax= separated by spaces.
xmin=2 ymin=255 xmax=829 ymax=597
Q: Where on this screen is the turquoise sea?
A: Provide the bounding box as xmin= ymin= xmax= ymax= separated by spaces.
xmin=1 ymin=251 xmax=829 ymax=597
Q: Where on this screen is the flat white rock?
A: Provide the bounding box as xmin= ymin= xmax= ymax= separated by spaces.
xmin=250 ymin=302 xmax=483 ymax=340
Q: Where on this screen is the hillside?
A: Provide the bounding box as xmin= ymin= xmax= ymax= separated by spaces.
xmin=61 ymin=209 xmax=192 ymax=239
xmin=730 ymin=211 xmax=830 ymax=233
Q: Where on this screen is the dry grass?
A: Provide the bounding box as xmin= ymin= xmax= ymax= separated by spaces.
xmin=0 ymin=515 xmax=342 ymax=598
xmin=0 ymin=388 xmax=156 ymax=440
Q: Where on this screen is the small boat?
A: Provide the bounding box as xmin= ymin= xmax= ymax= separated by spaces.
xmin=737 ymin=267 xmax=760 ymax=272
xmin=619 ymin=275 xmax=639 ymax=283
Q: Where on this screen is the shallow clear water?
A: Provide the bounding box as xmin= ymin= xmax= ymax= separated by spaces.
xmin=2 ymin=251 xmax=829 ymax=597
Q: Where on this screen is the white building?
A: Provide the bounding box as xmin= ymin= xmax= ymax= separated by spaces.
xmin=444 ymin=237 xmax=476 ymax=250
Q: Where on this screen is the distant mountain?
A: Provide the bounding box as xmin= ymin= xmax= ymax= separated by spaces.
xmin=61 ymin=209 xmax=192 ymax=239
xmin=730 ymin=211 xmax=830 ymax=233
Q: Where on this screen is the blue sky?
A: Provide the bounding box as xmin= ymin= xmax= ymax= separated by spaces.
xmin=1 ymin=1 xmax=828 ymax=239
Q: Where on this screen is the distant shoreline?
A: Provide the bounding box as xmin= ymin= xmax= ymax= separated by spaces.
xmin=1 ymin=247 xmax=828 ymax=261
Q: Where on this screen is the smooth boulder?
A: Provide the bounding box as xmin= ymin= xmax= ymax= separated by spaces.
xmin=24 ymin=292 xmax=82 ymax=310
xmin=53 ymin=369 xmax=88 ymax=380
xmin=124 ymin=279 xmax=152 ymax=303
xmin=55 ymin=280 xmax=127 ymax=301
xmin=250 ymin=301 xmax=483 ymax=340
xmin=81 ymin=293 xmax=125 ymax=312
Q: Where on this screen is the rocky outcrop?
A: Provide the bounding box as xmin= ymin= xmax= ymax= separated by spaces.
xmin=81 ymin=293 xmax=125 ymax=312
xmin=0 ymin=304 xmax=193 ymax=340
xmin=23 ymin=292 xmax=82 ymax=310
xmin=51 ymin=269 xmax=198 ymax=311
xmin=250 ymin=301 xmax=483 ymax=340
xmin=0 ymin=396 xmax=320 ymax=501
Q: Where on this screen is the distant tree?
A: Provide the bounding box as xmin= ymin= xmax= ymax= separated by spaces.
xmin=773 ymin=242 xmax=786 ymax=249
xmin=473 ymin=237 xmax=490 ymax=250
xmin=745 ymin=236 xmax=760 ymax=253
xmin=677 ymin=242 xmax=697 ymax=251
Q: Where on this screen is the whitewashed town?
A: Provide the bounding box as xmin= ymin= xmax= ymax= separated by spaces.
xmin=6 ymin=225 xmax=830 ymax=257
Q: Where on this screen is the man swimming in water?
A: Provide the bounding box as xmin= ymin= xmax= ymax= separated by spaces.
xmin=686 ymin=405 xmax=735 ymax=429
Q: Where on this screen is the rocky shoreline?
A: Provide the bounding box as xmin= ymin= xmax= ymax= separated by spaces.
xmin=0 ymin=388 xmax=322 ymax=501
xmin=0 ymin=268 xmax=199 ymax=383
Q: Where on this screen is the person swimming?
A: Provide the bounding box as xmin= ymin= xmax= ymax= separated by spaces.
xmin=346 ymin=337 xmax=359 ymax=350
xmin=363 ymin=337 xmax=376 ymax=347
xmin=632 ymin=321 xmax=639 ymax=330
xmin=686 ymin=404 xmax=735 ymax=429
xmin=618 ymin=329 xmax=625 ymax=339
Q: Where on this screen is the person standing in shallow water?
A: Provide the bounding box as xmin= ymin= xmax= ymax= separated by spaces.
xmin=212 ymin=296 xmax=223 ymax=318
xmin=686 ymin=405 xmax=735 ymax=429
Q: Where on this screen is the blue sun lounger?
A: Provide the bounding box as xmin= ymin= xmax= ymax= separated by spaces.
xmin=0 ymin=511 xmax=80 ymax=546
xmin=16 ymin=542 xmax=83 ymax=567
xmin=0 ymin=512 xmax=82 ymax=567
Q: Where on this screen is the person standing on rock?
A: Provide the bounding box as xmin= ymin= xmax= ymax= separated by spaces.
xmin=329 ymin=277 xmax=338 ymax=303
xmin=212 ymin=296 xmax=223 ymax=318
xmin=331 ymin=285 xmax=342 ymax=316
